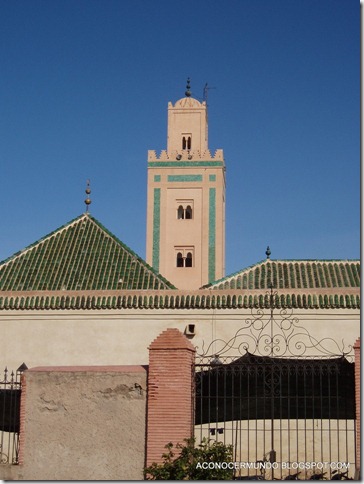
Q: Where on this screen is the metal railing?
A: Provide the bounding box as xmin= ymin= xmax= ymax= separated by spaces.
xmin=0 ymin=364 xmax=27 ymax=465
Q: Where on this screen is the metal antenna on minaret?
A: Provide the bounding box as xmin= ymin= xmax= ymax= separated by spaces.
xmin=203 ymin=83 xmax=216 ymax=106
xmin=84 ymin=179 xmax=92 ymax=212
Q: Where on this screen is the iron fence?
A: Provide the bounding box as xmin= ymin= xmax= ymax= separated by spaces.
xmin=194 ymin=287 xmax=357 ymax=480
xmin=0 ymin=364 xmax=26 ymax=465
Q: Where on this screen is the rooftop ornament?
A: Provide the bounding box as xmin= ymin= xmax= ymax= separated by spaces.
xmin=85 ymin=179 xmax=92 ymax=212
xmin=266 ymin=246 xmax=271 ymax=259
xmin=185 ymin=77 xmax=191 ymax=97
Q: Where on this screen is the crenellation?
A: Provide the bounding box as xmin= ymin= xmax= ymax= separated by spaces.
xmin=147 ymin=149 xmax=224 ymax=162
xmin=148 ymin=150 xmax=157 ymax=161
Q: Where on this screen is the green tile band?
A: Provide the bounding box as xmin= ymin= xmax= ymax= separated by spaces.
xmin=209 ymin=188 xmax=216 ymax=283
xmin=152 ymin=188 xmax=161 ymax=271
xmin=168 ymin=175 xmax=203 ymax=182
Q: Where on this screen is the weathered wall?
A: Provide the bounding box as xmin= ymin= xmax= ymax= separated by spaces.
xmin=0 ymin=306 xmax=360 ymax=371
xmin=12 ymin=366 xmax=147 ymax=480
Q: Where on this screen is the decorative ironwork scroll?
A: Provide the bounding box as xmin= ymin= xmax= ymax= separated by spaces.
xmin=194 ymin=288 xmax=356 ymax=480
xmin=197 ymin=286 xmax=352 ymax=360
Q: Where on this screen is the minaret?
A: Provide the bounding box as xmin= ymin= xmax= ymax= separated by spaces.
xmin=146 ymin=79 xmax=226 ymax=289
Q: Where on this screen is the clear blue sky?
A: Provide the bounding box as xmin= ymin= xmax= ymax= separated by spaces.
xmin=1 ymin=0 xmax=359 ymax=277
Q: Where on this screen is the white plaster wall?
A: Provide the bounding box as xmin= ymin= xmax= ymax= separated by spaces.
xmin=0 ymin=307 xmax=359 ymax=372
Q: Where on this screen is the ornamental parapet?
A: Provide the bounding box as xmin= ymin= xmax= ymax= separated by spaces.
xmin=148 ymin=149 xmax=224 ymax=162
xmin=0 ymin=288 xmax=360 ymax=310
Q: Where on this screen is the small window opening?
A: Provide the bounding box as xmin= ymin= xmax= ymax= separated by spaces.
xmin=185 ymin=205 xmax=192 ymax=219
xmin=176 ymin=247 xmax=194 ymax=268
xmin=177 ymin=204 xmax=193 ymax=220
xmin=177 ymin=205 xmax=184 ymax=219
xmin=177 ymin=252 xmax=184 ymax=267
xmin=182 ymin=134 xmax=192 ymax=150
xmin=185 ymin=252 xmax=193 ymax=267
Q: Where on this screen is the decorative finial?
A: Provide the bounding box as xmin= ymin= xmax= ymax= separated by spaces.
xmin=84 ymin=179 xmax=91 ymax=212
xmin=185 ymin=77 xmax=191 ymax=97
xmin=266 ymin=246 xmax=271 ymax=259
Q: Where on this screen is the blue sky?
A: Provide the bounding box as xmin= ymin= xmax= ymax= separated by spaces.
xmin=1 ymin=0 xmax=359 ymax=277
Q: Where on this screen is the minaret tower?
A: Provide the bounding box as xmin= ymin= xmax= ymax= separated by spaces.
xmin=146 ymin=79 xmax=226 ymax=289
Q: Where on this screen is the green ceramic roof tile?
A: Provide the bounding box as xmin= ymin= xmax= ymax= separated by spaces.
xmin=0 ymin=290 xmax=360 ymax=311
xmin=0 ymin=213 xmax=176 ymax=291
xmin=204 ymin=259 xmax=360 ymax=290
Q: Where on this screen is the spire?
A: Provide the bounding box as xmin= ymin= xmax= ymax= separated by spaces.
xmin=185 ymin=77 xmax=191 ymax=97
xmin=84 ymin=179 xmax=91 ymax=212
xmin=266 ymin=246 xmax=271 ymax=259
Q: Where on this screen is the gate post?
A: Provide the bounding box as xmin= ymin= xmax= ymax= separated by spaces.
xmin=354 ymin=337 xmax=360 ymax=472
xmin=146 ymin=328 xmax=195 ymax=467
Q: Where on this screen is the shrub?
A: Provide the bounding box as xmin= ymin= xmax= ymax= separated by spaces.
xmin=144 ymin=437 xmax=234 ymax=480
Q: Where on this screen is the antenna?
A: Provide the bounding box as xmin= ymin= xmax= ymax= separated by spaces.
xmin=203 ymin=82 xmax=216 ymax=105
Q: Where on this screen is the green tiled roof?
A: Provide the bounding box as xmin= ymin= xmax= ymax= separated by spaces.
xmin=0 ymin=213 xmax=175 ymax=291
xmin=0 ymin=290 xmax=360 ymax=310
xmin=204 ymin=259 xmax=360 ymax=290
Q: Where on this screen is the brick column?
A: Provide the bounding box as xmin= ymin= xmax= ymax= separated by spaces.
xmin=354 ymin=337 xmax=360 ymax=471
xmin=18 ymin=372 xmax=27 ymax=465
xmin=146 ymin=328 xmax=195 ymax=467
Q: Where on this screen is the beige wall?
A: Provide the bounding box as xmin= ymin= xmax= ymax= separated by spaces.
xmin=8 ymin=366 xmax=147 ymax=480
xmin=0 ymin=305 xmax=359 ymax=372
xmin=167 ymin=97 xmax=208 ymax=152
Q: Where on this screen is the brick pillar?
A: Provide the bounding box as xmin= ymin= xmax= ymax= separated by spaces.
xmin=146 ymin=328 xmax=195 ymax=467
xmin=18 ymin=372 xmax=27 ymax=465
xmin=354 ymin=337 xmax=360 ymax=471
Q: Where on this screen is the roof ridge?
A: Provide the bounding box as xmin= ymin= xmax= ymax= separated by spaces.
xmin=0 ymin=213 xmax=177 ymax=291
xmin=202 ymin=259 xmax=268 ymax=288
xmin=0 ymin=213 xmax=88 ymax=268
xmin=86 ymin=215 xmax=176 ymax=288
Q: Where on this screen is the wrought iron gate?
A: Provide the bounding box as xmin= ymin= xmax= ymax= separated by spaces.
xmin=195 ymin=289 xmax=356 ymax=480
xmin=0 ymin=364 xmax=26 ymax=465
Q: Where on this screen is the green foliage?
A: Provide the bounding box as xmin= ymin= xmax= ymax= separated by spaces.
xmin=144 ymin=437 xmax=234 ymax=480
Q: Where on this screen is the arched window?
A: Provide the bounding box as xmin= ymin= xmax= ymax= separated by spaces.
xmin=176 ymin=247 xmax=194 ymax=268
xmin=176 ymin=252 xmax=184 ymax=267
xmin=185 ymin=252 xmax=193 ymax=267
xmin=185 ymin=205 xmax=192 ymax=219
xmin=182 ymin=134 xmax=192 ymax=150
xmin=177 ymin=205 xmax=184 ymax=219
xmin=177 ymin=203 xmax=193 ymax=220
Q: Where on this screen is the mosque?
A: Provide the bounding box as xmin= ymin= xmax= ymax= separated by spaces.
xmin=0 ymin=80 xmax=359 ymax=372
